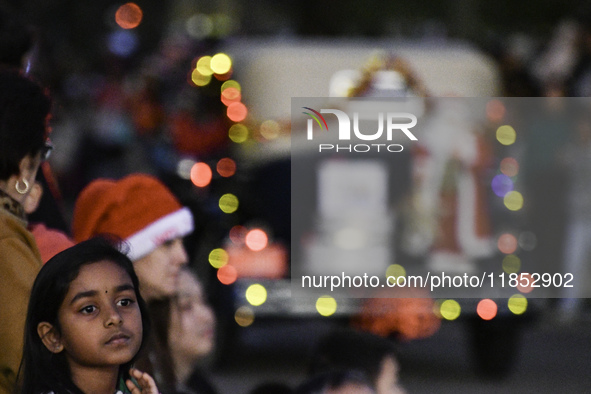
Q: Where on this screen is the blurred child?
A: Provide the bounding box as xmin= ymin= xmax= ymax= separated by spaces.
xmin=18 ymin=237 xmax=158 ymax=394
xmin=149 ymin=268 xmax=218 ymax=394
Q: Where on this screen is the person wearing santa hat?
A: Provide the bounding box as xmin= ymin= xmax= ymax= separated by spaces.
xmin=72 ymin=173 xmax=194 ymax=301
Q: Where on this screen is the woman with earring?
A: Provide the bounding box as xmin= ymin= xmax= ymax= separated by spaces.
xmin=0 ymin=69 xmax=52 ymax=394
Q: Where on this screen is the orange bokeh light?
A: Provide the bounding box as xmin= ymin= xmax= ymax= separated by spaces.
xmin=245 ymin=229 xmax=268 ymax=251
xmin=217 ymin=264 xmax=238 ymax=285
xmin=217 ymin=157 xmax=237 ymax=177
xmin=497 ymin=233 xmax=518 ymax=254
xmin=477 ymin=299 xmax=498 ymax=320
xmin=115 ymin=3 xmax=143 ymax=29
xmin=190 ymin=162 xmax=212 ymax=187
xmin=227 ymin=102 xmax=248 ymax=122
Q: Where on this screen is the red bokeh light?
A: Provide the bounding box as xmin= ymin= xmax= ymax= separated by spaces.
xmin=217 ymin=157 xmax=237 ymax=177
xmin=229 ymin=225 xmax=247 ymax=245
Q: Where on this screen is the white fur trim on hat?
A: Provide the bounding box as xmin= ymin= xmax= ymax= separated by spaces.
xmin=125 ymin=207 xmax=194 ymax=261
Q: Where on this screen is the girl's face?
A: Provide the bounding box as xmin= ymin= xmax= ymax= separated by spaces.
xmin=168 ymin=270 xmax=216 ymax=362
xmin=51 ymin=260 xmax=143 ymax=370
xmin=133 ymin=238 xmax=188 ymax=301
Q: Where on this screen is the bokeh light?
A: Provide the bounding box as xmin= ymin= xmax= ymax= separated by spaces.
xmin=208 ymin=248 xmax=229 ymax=269
xmin=229 ymin=225 xmax=247 ymax=244
xmin=107 ymin=30 xmax=139 ymax=57
xmin=316 ymin=296 xmax=337 ymax=316
xmin=196 ymin=56 xmax=213 ymax=76
xmin=486 ymin=99 xmax=506 ymax=123
xmin=219 ymin=193 xmax=239 ymax=214
xmin=491 ymin=174 xmax=514 ymax=197
xmin=496 ymin=125 xmax=517 ymax=145
xmin=191 ymin=69 xmax=212 ymax=87
xmin=211 ymin=13 xmax=235 ymax=37
xmin=502 ymin=254 xmax=521 ymax=274
xmin=210 ymin=53 xmax=232 ymax=74
xmin=214 ymin=70 xmax=233 ymax=81
xmin=245 ymin=284 xmax=268 ymax=306
xmin=508 ymin=294 xmax=528 ymax=315
xmin=476 ymin=299 xmax=498 ymax=320
xmin=186 ymin=14 xmax=214 ymax=39
xmin=504 ymin=191 xmax=524 ymax=211
xmin=217 ymin=264 xmax=238 ymax=285
xmin=440 ymin=300 xmax=461 ymax=320
xmin=115 ymin=3 xmax=143 ymax=29
xmin=222 ymin=80 xmax=241 ymax=92
xmin=229 ymin=124 xmax=249 ymax=143
xmin=245 ymin=229 xmax=268 ymax=251
xmin=517 ymin=273 xmax=534 ymax=294
xmin=385 ymin=264 xmax=406 ymax=286
xmin=217 ymin=157 xmax=237 ymax=177
xmin=518 ymin=231 xmax=537 ymax=251
xmin=227 ymin=102 xmax=248 ymax=122
xmin=221 ymin=87 xmax=241 ymax=106
xmin=433 ymin=300 xmax=443 ymax=318
xmin=498 ymin=233 xmax=518 ymax=254
xmin=260 ymin=120 xmax=281 ymax=140
xmin=235 ymin=306 xmax=255 ymax=327
xmin=177 ymin=158 xmax=196 ymax=180
xmin=190 ymin=162 xmax=212 ymax=187
xmin=500 ymin=157 xmax=519 ymax=177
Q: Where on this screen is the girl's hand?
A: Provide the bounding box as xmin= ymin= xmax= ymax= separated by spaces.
xmin=126 ymin=368 xmax=159 ymax=394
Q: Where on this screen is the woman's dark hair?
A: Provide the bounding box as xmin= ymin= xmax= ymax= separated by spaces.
xmin=18 ymin=236 xmax=150 ymax=394
xmin=0 ymin=69 xmax=51 ymax=180
xmin=142 ymin=266 xmax=204 ymax=392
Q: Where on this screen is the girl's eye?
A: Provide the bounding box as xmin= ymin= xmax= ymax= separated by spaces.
xmin=80 ymin=305 xmax=97 ymax=314
xmin=117 ymin=298 xmax=135 ymax=307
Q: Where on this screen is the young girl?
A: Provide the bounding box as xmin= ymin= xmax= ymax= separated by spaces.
xmin=18 ymin=237 xmax=159 ymax=394
xmin=149 ymin=268 xmax=218 ymax=393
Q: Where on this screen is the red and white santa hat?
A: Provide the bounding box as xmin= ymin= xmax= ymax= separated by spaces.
xmin=72 ymin=174 xmax=194 ymax=261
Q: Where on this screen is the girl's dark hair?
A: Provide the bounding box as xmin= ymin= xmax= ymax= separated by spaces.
xmin=0 ymin=69 xmax=51 ymax=180
xmin=134 ymin=297 xmax=176 ymax=393
xmin=18 ymin=236 xmax=150 ymax=394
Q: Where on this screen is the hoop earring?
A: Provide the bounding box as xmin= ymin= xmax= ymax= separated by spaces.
xmin=15 ymin=178 xmax=30 ymax=195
